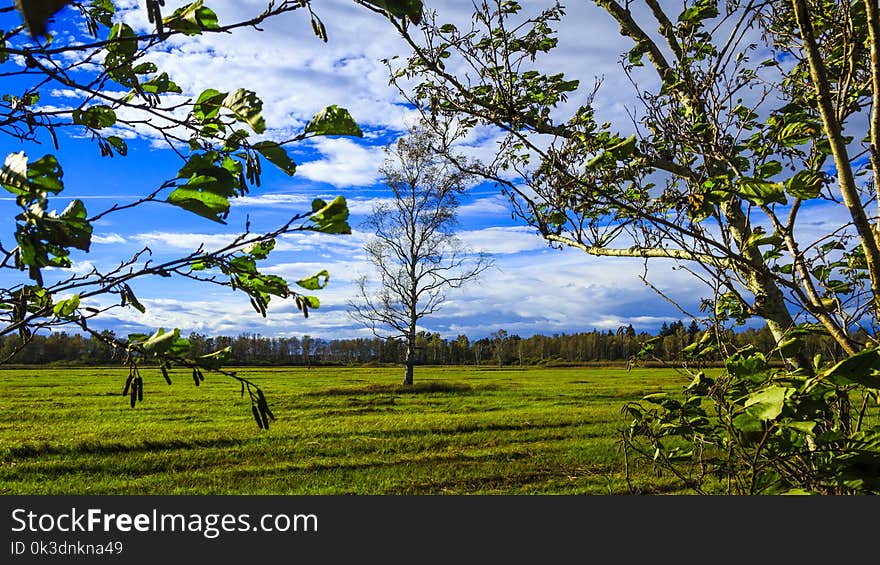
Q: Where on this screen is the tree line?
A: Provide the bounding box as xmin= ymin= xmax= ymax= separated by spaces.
xmin=2 ymin=320 xmax=850 ymax=368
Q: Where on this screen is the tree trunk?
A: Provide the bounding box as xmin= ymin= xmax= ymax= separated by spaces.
xmin=751 ymin=278 xmax=813 ymax=374
xmin=722 ymin=200 xmax=815 ymax=375
xmin=403 ymin=337 xmax=415 ymax=386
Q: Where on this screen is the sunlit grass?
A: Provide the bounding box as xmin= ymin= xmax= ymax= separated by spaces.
xmin=0 ymin=365 xmax=694 ymax=494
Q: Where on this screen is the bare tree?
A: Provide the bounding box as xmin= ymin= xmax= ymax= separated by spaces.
xmin=350 ymin=125 xmax=491 ymax=385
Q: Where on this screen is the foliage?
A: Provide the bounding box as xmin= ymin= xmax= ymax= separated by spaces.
xmin=375 ymin=0 xmax=880 ymax=492
xmin=0 ymin=1 xmax=362 ymax=427
xmin=349 ymin=124 xmax=491 ymax=385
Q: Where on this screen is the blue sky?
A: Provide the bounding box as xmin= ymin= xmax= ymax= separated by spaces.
xmin=0 ymin=0 xmax=785 ymax=341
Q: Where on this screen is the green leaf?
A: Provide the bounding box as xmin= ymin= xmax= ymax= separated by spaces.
xmin=244 ymin=239 xmax=275 ymax=260
xmin=309 ymin=196 xmax=351 ymax=234
xmin=253 ymin=141 xmax=297 ymax=175
xmin=685 ymin=371 xmax=715 ymax=394
xmin=106 ymin=23 xmax=137 ymax=56
xmin=132 ymin=62 xmax=158 ymax=75
xmin=170 ymin=337 xmax=191 ymax=357
xmin=585 ymin=151 xmax=615 ymax=170
xmin=642 ymin=392 xmax=682 ymax=411
xmin=777 ymin=337 xmax=803 ymax=357
xmin=735 ymin=177 xmax=787 ymax=206
xmin=53 ymin=294 xmax=80 ymax=318
xmin=849 ymin=430 xmax=880 ymax=451
xmin=732 ymin=412 xmax=764 ymax=434
xmin=786 ymin=170 xmax=825 ymax=200
xmin=55 ymin=199 xmax=92 ymax=251
xmin=678 ymin=1 xmax=719 ymax=23
xmin=141 ymin=328 xmax=180 ymax=355
xmin=27 ymin=154 xmax=64 ymax=194
xmin=228 ymin=255 xmax=257 ymax=274
xmin=89 ymin=0 xmax=115 ymax=27
xmin=142 ymin=72 xmax=182 ymax=95
xmin=755 ymin=160 xmax=782 ymax=179
xmin=167 ymin=160 xmax=236 ymax=223
xmin=105 ymin=136 xmax=128 ymax=156
xmin=193 ymin=89 xmax=226 ymax=123
xmin=627 ymin=42 xmax=648 ymax=67
xmin=198 ymin=346 xmax=232 ymax=369
xmin=222 ymin=89 xmax=265 ymax=134
xmin=296 ymin=269 xmax=330 ymax=291
xmin=744 ymin=227 xmax=782 ymax=249
xmin=607 ymin=134 xmax=637 ymax=159
xmin=301 ymin=295 xmax=320 ymax=309
xmin=745 ymin=386 xmax=793 ymax=420
xmin=178 ymin=152 xmax=218 ymax=178
xmin=171 ymin=155 xmax=238 ymax=222
xmin=185 ymin=166 xmax=237 ymax=197
xmin=163 ymin=0 xmax=220 ymax=36
xmin=167 ymin=186 xmax=230 ymax=223
xmin=726 ymin=350 xmax=768 ymax=380
xmin=783 ymin=421 xmax=817 ymax=435
xmin=305 ymin=105 xmax=363 ymax=137
xmin=821 ymin=348 xmax=880 ymax=388
xmin=72 ymin=105 xmax=117 ymax=129
xmin=360 ymin=0 xmax=423 ymax=23
xmin=777 ymin=120 xmax=820 ymax=146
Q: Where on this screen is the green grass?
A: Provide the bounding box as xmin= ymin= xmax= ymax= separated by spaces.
xmin=0 ymin=365 xmax=694 ymax=495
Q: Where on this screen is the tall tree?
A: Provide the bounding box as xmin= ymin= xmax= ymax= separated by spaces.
xmin=369 ymin=0 xmax=880 ymax=491
xmin=350 ymin=124 xmax=491 ymax=385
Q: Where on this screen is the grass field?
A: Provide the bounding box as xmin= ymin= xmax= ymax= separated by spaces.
xmin=0 ymin=365 xmax=696 ymax=495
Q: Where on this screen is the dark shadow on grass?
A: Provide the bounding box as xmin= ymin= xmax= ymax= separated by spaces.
xmin=306 ymin=382 xmax=498 ymax=396
xmin=3 ymin=437 xmax=247 ymax=460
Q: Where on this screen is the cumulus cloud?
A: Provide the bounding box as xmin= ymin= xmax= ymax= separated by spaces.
xmin=458 ymin=226 xmax=546 ymax=255
xmin=233 ymin=193 xmax=313 ymax=209
xmin=92 ymin=233 xmax=127 ymax=245
xmin=297 ymin=138 xmax=387 ymax=188
xmin=232 ymin=191 xmax=394 ymax=218
xmin=458 ymin=194 xmax=516 ymax=220
xmin=132 ymin=231 xmax=241 ymax=251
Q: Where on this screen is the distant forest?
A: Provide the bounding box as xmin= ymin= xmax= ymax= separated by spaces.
xmin=0 ymin=320 xmax=852 ymax=367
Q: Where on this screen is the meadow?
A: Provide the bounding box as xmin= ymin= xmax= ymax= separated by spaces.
xmin=0 ymin=365 xmax=696 ymax=495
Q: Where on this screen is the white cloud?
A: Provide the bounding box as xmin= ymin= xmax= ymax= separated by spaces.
xmin=44 ymin=260 xmax=98 ymax=277
xmin=458 ymin=226 xmax=546 ymax=255
xmin=458 ymin=195 xmax=514 ymax=219
xmin=233 ymin=193 xmax=312 ymax=208
xmin=126 ymin=229 xmax=358 ymax=257
xmin=345 ymin=196 xmax=396 ymax=216
xmin=232 ymin=192 xmax=394 ymax=217
xmin=106 ymin=0 xmax=421 ymax=137
xmin=92 ymin=233 xmax=127 ymax=245
xmin=132 ymin=231 xmax=241 ymax=251
xmin=297 ymin=138 xmax=387 ymax=188
xmin=79 ymin=240 xmax=709 ymax=340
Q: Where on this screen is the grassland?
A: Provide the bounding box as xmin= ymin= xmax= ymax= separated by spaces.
xmin=0 ymin=365 xmax=695 ymax=495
